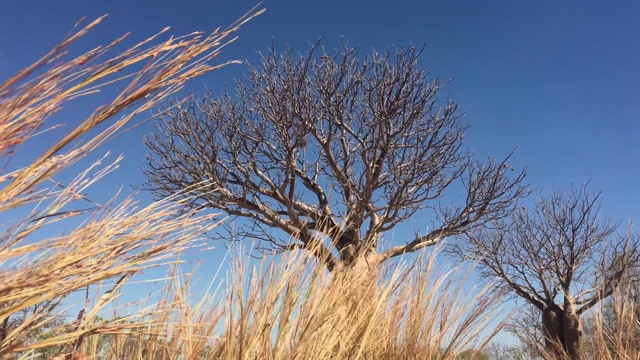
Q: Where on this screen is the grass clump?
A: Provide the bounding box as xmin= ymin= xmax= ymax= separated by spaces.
xmin=68 ymin=247 xmax=508 ymax=359
xmin=0 ymin=7 xmax=262 ymax=358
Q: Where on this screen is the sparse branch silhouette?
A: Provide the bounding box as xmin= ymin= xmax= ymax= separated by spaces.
xmin=143 ymin=41 xmax=528 ymax=271
xmin=449 ymin=184 xmax=640 ymax=359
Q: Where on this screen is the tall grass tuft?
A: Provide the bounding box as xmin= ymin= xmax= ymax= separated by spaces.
xmin=63 ymin=246 xmax=508 ymax=359
xmin=578 ymin=285 xmax=640 ymax=360
xmin=0 ymin=7 xmax=262 ymax=358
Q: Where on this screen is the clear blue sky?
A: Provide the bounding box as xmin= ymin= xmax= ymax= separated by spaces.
xmin=2 ymin=0 xmax=637 ymax=217
xmin=1 ymin=0 xmax=639 ymax=344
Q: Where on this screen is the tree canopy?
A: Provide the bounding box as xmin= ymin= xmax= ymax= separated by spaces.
xmin=143 ymin=42 xmax=527 ymax=270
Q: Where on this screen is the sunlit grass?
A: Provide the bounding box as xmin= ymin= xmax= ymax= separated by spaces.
xmin=0 ymin=7 xmax=262 ymax=358
xmin=66 ymin=247 xmax=508 ymax=360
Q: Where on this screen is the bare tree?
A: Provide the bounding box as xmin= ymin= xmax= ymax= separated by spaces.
xmin=142 ymin=42 xmax=527 ymax=271
xmin=0 ymin=303 xmax=66 ymax=357
xmin=484 ymin=342 xmax=529 ymax=360
xmin=449 ymin=185 xmax=640 ymax=359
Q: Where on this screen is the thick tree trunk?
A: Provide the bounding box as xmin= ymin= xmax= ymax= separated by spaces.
xmin=563 ymin=300 xmax=582 ymax=360
xmin=334 ymin=246 xmax=381 ymax=296
xmin=331 ymin=233 xmax=382 ymax=311
xmin=542 ymin=304 xmax=565 ymax=358
xmin=541 ymin=302 xmax=583 ymax=360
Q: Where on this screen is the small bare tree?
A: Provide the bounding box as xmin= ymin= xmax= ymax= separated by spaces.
xmin=484 ymin=342 xmax=528 ymax=360
xmin=449 ymin=185 xmax=640 ymax=359
xmin=143 ymin=42 xmax=527 ymax=271
xmin=507 ymin=304 xmax=546 ymax=358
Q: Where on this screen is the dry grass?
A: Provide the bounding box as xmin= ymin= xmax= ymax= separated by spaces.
xmin=527 ymin=294 xmax=640 ymax=360
xmin=576 ymin=285 xmax=640 ymax=360
xmin=0 ymin=8 xmax=551 ymax=359
xmin=506 ymin=284 xmax=640 ymax=359
xmin=0 ymin=7 xmax=262 ymax=358
xmin=1 ymin=8 xmax=509 ymax=359
xmin=66 ymin=247 xmax=509 ymax=360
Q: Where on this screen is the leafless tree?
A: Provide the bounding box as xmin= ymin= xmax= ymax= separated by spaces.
xmin=142 ymin=42 xmax=527 ymax=271
xmin=484 ymin=342 xmax=529 ymax=360
xmin=449 ymin=185 xmax=640 ymax=359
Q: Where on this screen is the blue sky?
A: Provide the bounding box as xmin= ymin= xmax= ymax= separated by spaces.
xmin=1 ymin=0 xmax=639 ymax=345
xmin=2 ymin=0 xmax=638 ymax=217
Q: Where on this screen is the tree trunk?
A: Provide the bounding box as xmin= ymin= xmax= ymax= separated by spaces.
xmin=541 ymin=302 xmax=583 ymax=360
xmin=563 ymin=299 xmax=582 ymax=360
xmin=542 ymin=304 xmax=565 ymax=358
xmin=334 ymin=248 xmax=381 ymax=296
xmin=332 ymin=234 xmax=382 ymax=309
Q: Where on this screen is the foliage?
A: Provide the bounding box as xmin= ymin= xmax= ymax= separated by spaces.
xmin=456 ymin=349 xmax=490 ymax=360
xmin=483 ymin=342 xmax=529 ymax=360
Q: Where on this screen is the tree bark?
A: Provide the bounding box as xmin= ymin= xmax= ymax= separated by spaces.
xmin=563 ymin=300 xmax=582 ymax=360
xmin=540 ymin=302 xmax=583 ymax=360
xmin=334 ymin=249 xmax=382 ymax=295
xmin=542 ymin=304 xmax=565 ymax=358
xmin=0 ymin=317 xmax=8 ymax=343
